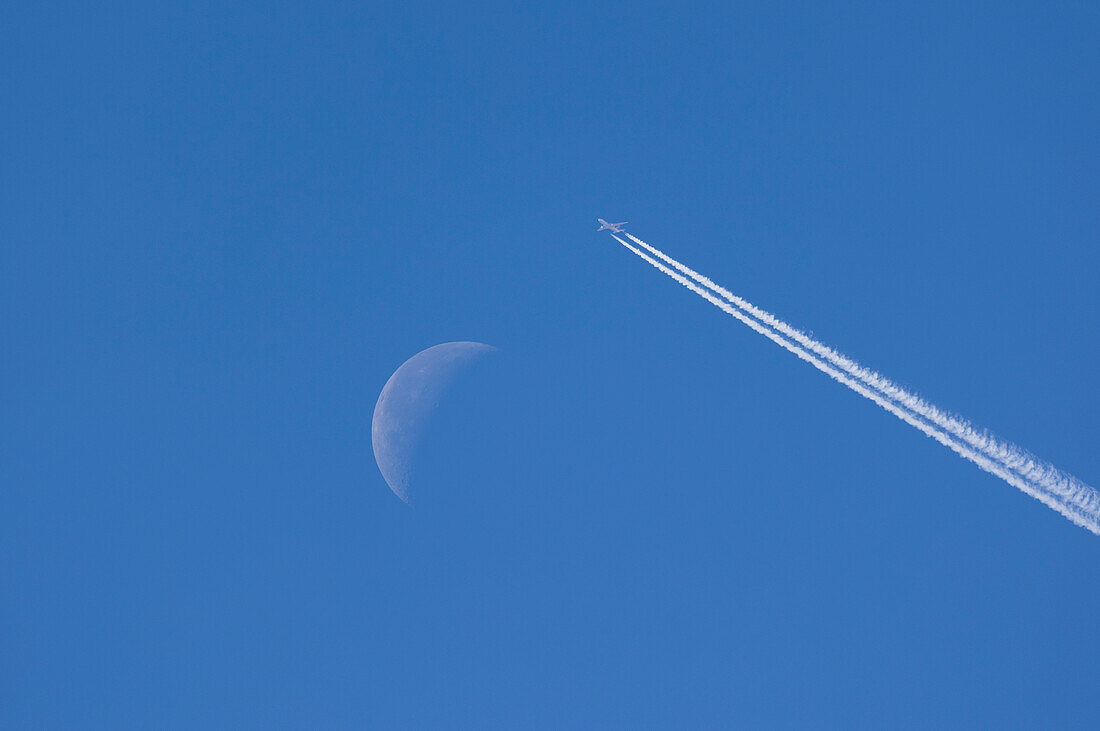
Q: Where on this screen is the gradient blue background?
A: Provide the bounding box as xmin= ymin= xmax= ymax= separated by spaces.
xmin=3 ymin=1 xmax=1099 ymax=727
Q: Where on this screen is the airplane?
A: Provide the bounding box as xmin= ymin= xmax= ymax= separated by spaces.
xmin=597 ymin=218 xmax=628 ymax=233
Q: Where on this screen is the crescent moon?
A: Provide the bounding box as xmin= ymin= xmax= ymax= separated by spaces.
xmin=372 ymin=342 xmax=498 ymax=504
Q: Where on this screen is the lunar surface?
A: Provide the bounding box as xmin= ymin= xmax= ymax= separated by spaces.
xmin=372 ymin=341 xmax=498 ymax=504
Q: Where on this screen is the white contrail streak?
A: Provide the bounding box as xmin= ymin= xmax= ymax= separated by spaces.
xmin=610 ymin=234 xmax=1100 ymax=535
xmin=622 ymin=233 xmax=1100 ymax=523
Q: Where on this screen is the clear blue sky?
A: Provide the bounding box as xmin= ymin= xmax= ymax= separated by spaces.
xmin=3 ymin=1 xmax=1099 ymax=727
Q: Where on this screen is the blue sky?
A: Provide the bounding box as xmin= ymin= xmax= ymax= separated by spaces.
xmin=3 ymin=1 xmax=1099 ymax=727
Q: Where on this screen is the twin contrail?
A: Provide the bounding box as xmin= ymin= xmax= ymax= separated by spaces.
xmin=611 ymin=231 xmax=1100 ymax=535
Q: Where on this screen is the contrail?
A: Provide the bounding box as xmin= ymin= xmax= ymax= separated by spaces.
xmin=622 ymin=233 xmax=1100 ymax=524
xmin=610 ymin=233 xmax=1100 ymax=535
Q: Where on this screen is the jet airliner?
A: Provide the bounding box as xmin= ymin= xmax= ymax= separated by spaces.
xmin=597 ymin=219 xmax=627 ymax=233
